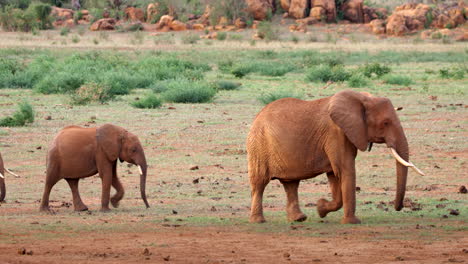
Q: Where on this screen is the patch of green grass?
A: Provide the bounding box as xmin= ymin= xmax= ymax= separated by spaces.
xmin=131 ymin=93 xmax=163 ymax=109
xmin=0 ymin=101 xmax=34 ymax=127
xmin=382 ymin=74 xmax=413 ymax=86
xmin=181 ymin=32 xmax=200 ymax=44
xmin=439 ymin=66 xmax=466 ymax=79
xmin=347 ymin=73 xmax=370 ymax=88
xmin=306 ymin=64 xmax=351 ymax=83
xmin=258 ymin=89 xmax=303 ymax=105
xmin=358 ymin=62 xmax=391 ymax=78
xmin=162 ymin=79 xmax=216 ymax=103
xmin=214 ymin=80 xmax=242 ymax=91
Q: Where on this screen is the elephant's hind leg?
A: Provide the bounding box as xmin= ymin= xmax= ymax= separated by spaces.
xmin=249 ymin=160 xmax=269 ymax=223
xmin=281 ymin=180 xmax=307 ymax=222
xmin=39 ymin=174 xmax=60 ymax=212
xmin=317 ymin=172 xmax=343 ymax=218
xmin=65 ymin=178 xmax=88 ymax=211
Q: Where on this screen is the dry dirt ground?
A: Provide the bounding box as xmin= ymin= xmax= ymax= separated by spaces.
xmin=0 ymin=29 xmax=467 ymax=263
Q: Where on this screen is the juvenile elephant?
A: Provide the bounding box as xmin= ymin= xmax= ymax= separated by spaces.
xmin=247 ymin=90 xmax=424 ymax=224
xmin=40 ymin=124 xmax=150 ymax=212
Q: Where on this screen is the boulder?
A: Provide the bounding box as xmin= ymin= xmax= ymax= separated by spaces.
xmin=198 ymin=5 xmax=213 ymax=25
xmin=90 ymin=18 xmax=116 ymax=31
xmin=124 ymin=7 xmax=145 ymax=22
xmin=281 ymin=0 xmax=291 ymax=11
xmin=309 ymin=7 xmax=326 ymax=21
xmin=234 ymin=18 xmax=247 ymax=28
xmin=386 ymin=4 xmax=432 ymax=36
xmin=192 ymin=23 xmax=205 ymax=30
xmin=341 ymin=0 xmax=364 ymax=23
xmin=246 ymin=0 xmax=274 ymax=20
xmin=369 ymin=19 xmax=385 ymax=34
xmin=311 ymin=0 xmax=336 ymax=22
xmin=147 ymin=3 xmax=160 ymax=23
xmin=169 ymin=20 xmax=187 ymax=31
xmin=51 ymin=7 xmax=74 ymax=20
xmin=289 ymin=0 xmax=308 ymax=19
xmin=158 ymin=15 xmax=174 ymax=28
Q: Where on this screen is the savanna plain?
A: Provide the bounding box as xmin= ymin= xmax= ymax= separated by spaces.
xmin=0 ymin=29 xmax=467 ymax=263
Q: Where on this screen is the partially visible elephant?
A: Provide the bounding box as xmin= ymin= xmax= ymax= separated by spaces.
xmin=40 ymin=124 xmax=150 ymax=212
xmin=0 ymin=153 xmax=20 ymax=202
xmin=247 ymin=90 xmax=424 ymax=224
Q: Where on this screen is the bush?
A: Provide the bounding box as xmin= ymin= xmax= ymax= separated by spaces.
xmin=302 ymin=52 xmax=344 ymax=68
xmin=214 ymin=80 xmax=242 ymax=90
xmin=181 ymin=32 xmax=199 ymax=44
xmin=30 ymin=3 xmax=52 ymax=29
xmin=70 ymin=82 xmax=113 ymax=105
xmin=258 ymin=89 xmax=303 ymax=105
xmin=0 ymin=6 xmax=37 ymax=32
xmin=383 ymin=74 xmax=413 ymax=86
xmin=256 ymin=21 xmax=279 ymax=41
xmin=162 ymin=79 xmax=216 ymax=103
xmin=0 ymin=101 xmax=34 ymax=127
xmin=216 ymin=32 xmax=227 ymax=40
xmin=358 ymin=62 xmax=391 ymax=78
xmin=231 ymin=65 xmax=252 ymax=78
xmin=257 ymin=63 xmax=295 ymax=77
xmin=347 ymin=73 xmax=370 ymax=88
xmin=439 ymin=66 xmax=466 ymax=79
xmin=306 ymin=64 xmax=351 ymax=82
xmin=131 ymin=93 xmax=162 ymax=109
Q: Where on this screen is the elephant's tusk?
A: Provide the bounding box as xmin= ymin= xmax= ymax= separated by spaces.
xmin=0 ymin=172 xmax=3 ymax=179
xmin=5 ymin=168 xmax=19 ymax=178
xmin=138 ymin=165 xmax=143 ymax=175
xmin=389 ymin=148 xmax=425 ymax=176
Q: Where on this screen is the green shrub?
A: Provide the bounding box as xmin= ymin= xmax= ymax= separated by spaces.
xmin=131 ymin=93 xmax=162 ymax=109
xmin=0 ymin=101 xmax=34 ymax=127
xmin=257 ymin=21 xmax=279 ymax=41
xmin=347 ymin=73 xmax=370 ymax=88
xmin=0 ymin=6 xmax=37 ymax=32
xmin=231 ymin=65 xmax=252 ymax=78
xmin=306 ymin=64 xmax=351 ymax=82
xmin=439 ymin=66 xmax=466 ymax=79
xmin=60 ymin=26 xmax=70 ymax=36
xmin=89 ymin=8 xmax=103 ymax=23
xmin=162 ymin=79 xmax=216 ymax=103
xmin=214 ymin=80 xmax=242 ymax=90
xmin=302 ymin=52 xmax=344 ymax=68
xmin=258 ymin=89 xmax=303 ymax=105
xmin=70 ymin=82 xmax=113 ymax=105
xmin=383 ymin=74 xmax=413 ymax=86
xmin=257 ymin=63 xmax=295 ymax=77
xmin=30 ymin=3 xmax=52 ymax=29
xmin=216 ymin=32 xmax=227 ymax=40
xmin=358 ymin=62 xmax=391 ymax=78
xmin=181 ymin=32 xmax=199 ymax=44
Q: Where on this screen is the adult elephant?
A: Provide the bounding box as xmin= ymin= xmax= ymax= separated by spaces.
xmin=40 ymin=124 xmax=150 ymax=212
xmin=247 ymin=90 xmax=424 ymax=224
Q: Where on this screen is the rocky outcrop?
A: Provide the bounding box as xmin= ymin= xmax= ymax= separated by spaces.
xmin=146 ymin=3 xmax=160 ymax=23
xmin=386 ymin=4 xmax=432 ymax=36
xmin=90 ymin=18 xmax=116 ymax=31
xmin=169 ymin=20 xmax=187 ymax=31
xmin=431 ymin=2 xmax=466 ymax=29
xmin=311 ymin=0 xmax=336 ymax=22
xmin=281 ymin=0 xmax=291 ymax=11
xmin=289 ymin=0 xmax=308 ymax=19
xmin=246 ymin=0 xmax=274 ymax=20
xmin=51 ymin=7 xmax=74 ymax=20
xmin=369 ymin=19 xmax=385 ymax=34
xmin=124 ymin=7 xmax=145 ymax=22
xmin=341 ymin=0 xmax=364 ymax=23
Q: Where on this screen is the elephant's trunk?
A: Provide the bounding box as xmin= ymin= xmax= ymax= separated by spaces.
xmin=138 ymin=161 xmax=150 ymax=209
xmin=393 ymin=134 xmax=409 ymax=211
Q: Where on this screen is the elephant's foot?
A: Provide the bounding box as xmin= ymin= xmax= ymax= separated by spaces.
xmin=39 ymin=206 xmax=55 ymax=214
xmin=341 ymin=216 xmax=361 ymax=224
xmin=110 ymin=197 xmax=120 ymax=208
xmin=74 ymin=204 xmax=88 ymax=212
xmin=100 ymin=207 xmax=111 ymax=213
xmin=249 ymin=214 xmax=266 ymax=223
xmin=316 ymin=198 xmax=330 ymax=218
xmin=287 ymin=212 xmax=307 ymax=222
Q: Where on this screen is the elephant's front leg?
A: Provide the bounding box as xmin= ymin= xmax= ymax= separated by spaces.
xmin=110 ymin=163 xmax=125 ymax=208
xmin=317 ymin=171 xmax=343 ymax=218
xmin=281 ymin=180 xmax=307 ymax=222
xmin=98 ymin=164 xmax=113 ymax=212
xmin=340 ymin=161 xmax=361 ymax=224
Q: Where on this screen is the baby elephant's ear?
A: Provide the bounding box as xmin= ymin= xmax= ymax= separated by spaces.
xmin=96 ymin=124 xmax=124 ymax=161
xmin=328 ymin=90 xmax=369 ymax=151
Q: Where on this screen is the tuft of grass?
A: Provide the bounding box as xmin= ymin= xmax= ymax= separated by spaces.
xmin=181 ymin=33 xmax=200 ymax=44
xmin=0 ymin=101 xmax=34 ymax=127
xmin=214 ymin=80 xmax=242 ymax=91
xmin=60 ymin=27 xmax=70 ymax=36
xmin=69 ymin=82 xmax=113 ymax=105
xmin=358 ymin=62 xmax=391 ymax=78
xmin=257 ymin=21 xmax=279 ymax=41
xmin=162 ymin=79 xmax=216 ymax=103
xmin=216 ymin=32 xmax=227 ymax=40
xmin=382 ymin=74 xmax=413 ymax=86
xmin=258 ymin=89 xmax=303 ymax=105
xmin=131 ymin=93 xmax=163 ymax=109
xmin=306 ymin=64 xmax=351 ymax=83
xmin=347 ymin=73 xmax=370 ymax=88
xmin=231 ymin=65 xmax=252 ymax=78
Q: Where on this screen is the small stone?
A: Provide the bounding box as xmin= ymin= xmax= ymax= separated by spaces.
xmin=172 ymin=210 xmax=178 ymax=215
xmin=190 ymin=165 xmax=199 ymax=170
xmin=142 ymin=248 xmax=151 ymax=256
xmin=192 ymin=178 xmax=199 ymax=184
xmin=458 ymin=185 xmax=467 ymax=194
xmin=210 ymin=206 xmax=217 ymax=212
xmin=163 ymin=255 xmax=170 ymax=261
xmin=395 ymin=256 xmax=404 ymax=261
xmin=44 ymin=115 xmax=52 ymax=120
xmin=283 ymin=252 xmax=290 ymax=258
xmin=449 ymin=209 xmax=459 ymax=216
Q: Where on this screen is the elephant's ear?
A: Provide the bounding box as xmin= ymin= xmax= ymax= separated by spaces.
xmin=328 ymin=90 xmax=369 ymax=151
xmin=96 ymin=124 xmax=124 ymax=161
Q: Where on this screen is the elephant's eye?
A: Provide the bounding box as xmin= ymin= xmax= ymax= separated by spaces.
xmin=383 ymin=120 xmax=390 ymax=126
xmin=131 ymin=147 xmax=137 ymax=153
